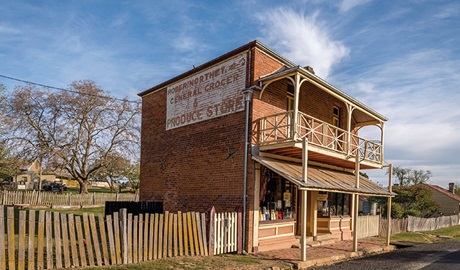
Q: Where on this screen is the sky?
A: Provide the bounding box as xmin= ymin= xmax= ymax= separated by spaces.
xmin=1 ymin=0 xmax=459 ymax=188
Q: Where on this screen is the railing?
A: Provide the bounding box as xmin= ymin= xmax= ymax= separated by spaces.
xmin=253 ymin=111 xmax=383 ymax=164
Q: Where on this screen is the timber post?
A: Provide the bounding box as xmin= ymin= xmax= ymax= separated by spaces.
xmin=119 ymin=208 xmax=128 ymax=264
xmin=208 ymin=206 xmax=215 ymax=256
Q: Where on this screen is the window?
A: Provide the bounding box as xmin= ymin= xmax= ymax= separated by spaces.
xmin=333 ymin=106 xmax=340 ymax=128
xmin=317 ymin=192 xmax=351 ymax=217
xmin=259 ymin=167 xmax=295 ymax=221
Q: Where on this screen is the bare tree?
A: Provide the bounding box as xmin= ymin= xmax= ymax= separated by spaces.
xmin=391 ymin=166 xmax=432 ymax=186
xmin=4 ymin=81 xmax=140 ymax=193
xmin=392 ymin=166 xmax=412 ymax=186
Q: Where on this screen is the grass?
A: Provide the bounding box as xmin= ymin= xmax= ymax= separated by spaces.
xmin=389 ymin=232 xmax=437 ymax=243
xmin=85 ymin=255 xmax=265 ymax=270
xmin=28 ymin=206 xmax=106 ymax=216
xmin=378 ymin=225 xmax=460 ymax=244
xmin=64 ymin=186 xmax=136 ymax=194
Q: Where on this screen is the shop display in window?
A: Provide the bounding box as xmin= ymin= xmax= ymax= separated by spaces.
xmin=317 ymin=192 xmax=351 ymax=217
xmin=259 ymin=167 xmax=295 ymax=221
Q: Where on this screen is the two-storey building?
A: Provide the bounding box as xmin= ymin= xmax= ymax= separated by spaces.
xmin=138 ymin=40 xmax=393 ymax=257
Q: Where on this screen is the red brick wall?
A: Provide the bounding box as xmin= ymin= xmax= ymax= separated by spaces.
xmin=139 ymin=45 xmax=288 ymax=251
xmin=140 ymin=87 xmax=249 ymax=213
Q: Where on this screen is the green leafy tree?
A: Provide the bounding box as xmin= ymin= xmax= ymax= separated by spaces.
xmin=392 ymin=185 xmax=439 ymax=217
xmin=453 ymin=182 xmax=460 ymax=196
xmin=123 ymin=162 xmax=140 ymax=192
xmin=0 ymin=142 xmax=21 ymax=189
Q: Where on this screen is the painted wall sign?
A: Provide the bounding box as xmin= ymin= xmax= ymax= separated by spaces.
xmin=166 ymin=52 xmax=247 ymax=130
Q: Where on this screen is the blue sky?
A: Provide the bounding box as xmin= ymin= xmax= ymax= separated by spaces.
xmin=1 ymin=0 xmax=459 ymax=188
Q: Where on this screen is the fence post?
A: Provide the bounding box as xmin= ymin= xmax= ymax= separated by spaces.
xmin=208 ymin=206 xmax=215 ymax=256
xmin=119 ymin=208 xmax=128 ymax=264
xmin=116 ymin=192 xmax=119 ymax=202
xmin=236 ymin=207 xmax=243 ymax=254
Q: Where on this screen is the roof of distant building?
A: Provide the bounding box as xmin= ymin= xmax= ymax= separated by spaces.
xmin=422 ymin=183 xmax=460 ymax=202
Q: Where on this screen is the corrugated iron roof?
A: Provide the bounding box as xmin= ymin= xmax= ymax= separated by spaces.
xmin=253 ymin=155 xmax=393 ymax=197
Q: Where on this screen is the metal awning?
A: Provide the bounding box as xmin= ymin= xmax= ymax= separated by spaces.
xmin=253 ymin=155 xmax=393 ymax=197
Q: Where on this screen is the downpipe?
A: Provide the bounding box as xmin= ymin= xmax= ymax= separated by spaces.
xmin=241 ymin=88 xmax=253 ymax=252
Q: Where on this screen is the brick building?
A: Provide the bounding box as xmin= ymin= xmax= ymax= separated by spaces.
xmin=138 ymin=40 xmax=393 ymax=257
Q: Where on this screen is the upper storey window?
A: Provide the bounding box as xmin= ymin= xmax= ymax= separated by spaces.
xmin=333 ymin=106 xmax=340 ymax=128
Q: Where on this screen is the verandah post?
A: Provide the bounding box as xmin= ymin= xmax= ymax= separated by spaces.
xmin=386 ymin=164 xmax=393 ymax=246
xmin=301 ymin=136 xmax=308 ymax=261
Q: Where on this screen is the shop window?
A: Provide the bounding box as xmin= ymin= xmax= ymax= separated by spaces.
xmin=259 ymin=167 xmax=295 ymax=221
xmin=317 ymin=192 xmax=351 ymax=217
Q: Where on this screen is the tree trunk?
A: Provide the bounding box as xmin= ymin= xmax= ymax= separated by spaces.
xmin=79 ymin=181 xmax=90 ymax=194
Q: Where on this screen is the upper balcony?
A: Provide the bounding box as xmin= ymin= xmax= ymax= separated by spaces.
xmin=253 ymin=65 xmax=387 ymax=170
xmin=252 ymin=110 xmax=383 ymax=170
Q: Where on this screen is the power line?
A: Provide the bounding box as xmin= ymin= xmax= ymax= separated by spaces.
xmin=0 ymin=74 xmax=140 ymax=104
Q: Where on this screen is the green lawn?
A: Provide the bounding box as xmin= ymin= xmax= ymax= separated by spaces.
xmin=381 ymin=225 xmax=460 ymax=243
xmin=26 ymin=206 xmax=106 ymax=216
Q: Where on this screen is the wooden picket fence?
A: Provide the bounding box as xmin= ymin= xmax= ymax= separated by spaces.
xmin=0 ymin=206 xmax=208 ymax=269
xmin=0 ymin=190 xmax=138 ymax=207
xmin=379 ymin=214 xmax=460 ymax=237
xmin=407 ymin=215 xmax=460 ymax=232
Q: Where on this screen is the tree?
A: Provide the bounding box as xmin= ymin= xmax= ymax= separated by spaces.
xmin=0 ymin=85 xmax=17 ymax=187
xmin=392 ymin=166 xmax=411 ymax=186
xmin=454 ymin=182 xmax=460 ymax=196
xmin=3 ymin=81 xmax=140 ymax=193
xmin=92 ymin=153 xmax=130 ymax=191
xmin=123 ymin=162 xmax=140 ymax=192
xmin=411 ymin=169 xmax=432 ymax=185
xmin=392 ymin=185 xmax=439 ymax=217
xmin=391 ymin=166 xmax=431 ymax=186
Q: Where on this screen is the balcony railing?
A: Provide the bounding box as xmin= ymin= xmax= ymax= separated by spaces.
xmin=253 ymin=111 xmax=383 ymax=164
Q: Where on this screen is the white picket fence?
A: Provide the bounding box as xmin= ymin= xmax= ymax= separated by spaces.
xmin=356 ymin=215 xmax=380 ymax=239
xmin=213 ymin=212 xmax=239 ymax=255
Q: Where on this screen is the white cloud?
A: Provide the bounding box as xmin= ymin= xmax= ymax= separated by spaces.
xmin=339 ymin=0 xmax=371 ymax=13
xmin=334 ymin=47 xmax=460 ymax=186
xmin=257 ymin=7 xmax=349 ymax=79
xmin=173 ymin=35 xmax=199 ymax=52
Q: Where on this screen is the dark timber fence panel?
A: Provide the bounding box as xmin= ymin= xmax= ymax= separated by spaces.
xmin=105 ymin=201 xmax=163 ymax=216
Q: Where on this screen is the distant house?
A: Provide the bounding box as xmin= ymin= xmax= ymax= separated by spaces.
xmin=11 ymin=160 xmax=78 ymax=190
xmin=422 ymin=183 xmax=460 ymax=215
